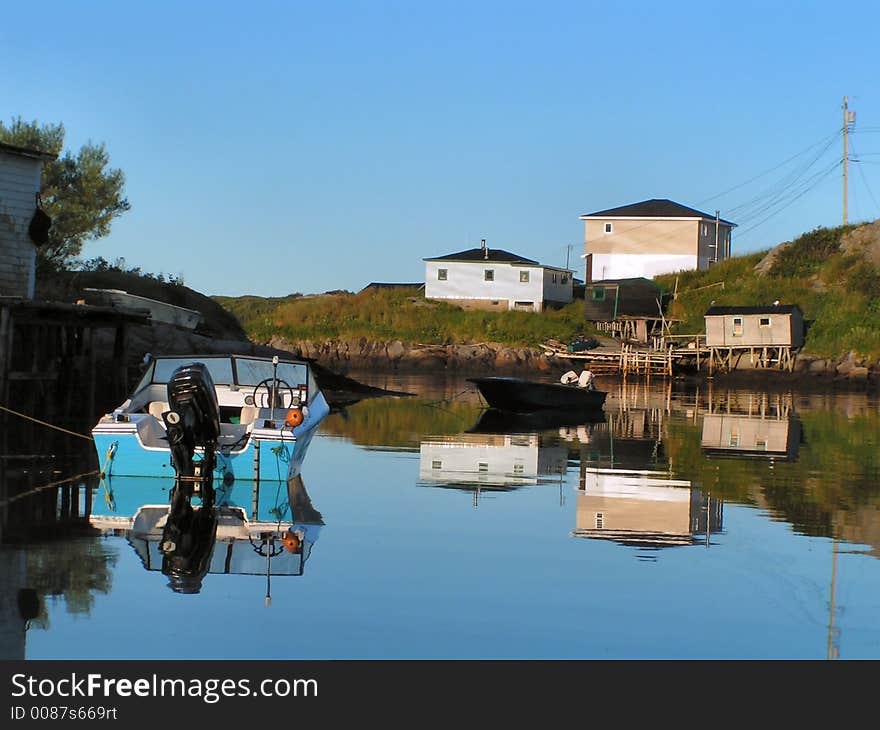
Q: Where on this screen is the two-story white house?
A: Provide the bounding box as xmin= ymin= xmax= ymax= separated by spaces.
xmin=424 ymin=240 xmax=574 ymax=312
xmin=0 ymin=141 xmax=55 ymax=299
xmin=579 ymin=199 xmax=736 ymax=281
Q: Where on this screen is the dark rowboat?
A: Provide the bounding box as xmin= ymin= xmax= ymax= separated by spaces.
xmin=468 ymin=376 xmax=607 ymax=413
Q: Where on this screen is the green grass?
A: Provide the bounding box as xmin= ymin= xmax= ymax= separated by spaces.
xmin=655 ymin=224 xmax=880 ymax=361
xmin=215 ymin=222 xmax=880 ymax=361
xmin=215 ymin=288 xmax=596 ymax=348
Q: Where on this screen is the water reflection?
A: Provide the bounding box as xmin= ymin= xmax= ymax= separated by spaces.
xmin=419 ymin=431 xmax=569 ymax=503
xmin=90 ymin=475 xmax=323 ymax=597
xmin=5 ymin=375 xmax=880 ymax=659
xmin=700 ymin=391 xmax=801 ymax=461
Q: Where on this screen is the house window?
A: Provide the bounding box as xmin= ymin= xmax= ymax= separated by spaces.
xmin=732 ymin=317 xmax=743 ymax=336
xmin=520 ymin=271 xmax=530 ymax=283
xmin=514 ymin=301 xmax=534 ymax=311
xmin=759 ymin=317 xmax=770 ymax=327
xmin=484 ymin=269 xmax=494 ymax=281
xmin=513 ymin=463 xmax=524 ymax=474
xmin=729 ymin=430 xmax=740 ymax=447
xmin=552 ymin=273 xmax=557 ymax=283
xmin=437 ymin=268 xmax=447 ymax=281
xmin=604 ymin=223 xmax=613 ymax=234
xmin=561 ymin=275 xmax=568 ymax=284
xmin=595 ymin=512 xmax=604 ymax=529
xmin=592 ymin=288 xmax=605 ymax=301
xmin=478 ymin=462 xmax=488 ymax=472
xmin=756 ymin=438 xmax=767 ymax=451
xmin=432 ymin=460 xmax=442 ymax=470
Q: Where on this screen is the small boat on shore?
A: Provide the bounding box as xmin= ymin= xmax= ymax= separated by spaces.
xmin=468 ymin=376 xmax=607 ymax=413
xmin=92 ymin=353 xmax=330 ymax=482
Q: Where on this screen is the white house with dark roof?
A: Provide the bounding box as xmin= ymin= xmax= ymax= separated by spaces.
xmin=0 ymin=141 xmax=56 ymax=299
xmin=424 ymin=240 xmax=574 ymax=312
xmin=579 ymin=199 xmax=736 ymax=281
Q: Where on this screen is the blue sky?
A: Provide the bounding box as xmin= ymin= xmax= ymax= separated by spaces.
xmin=3 ymin=1 xmax=879 ymax=296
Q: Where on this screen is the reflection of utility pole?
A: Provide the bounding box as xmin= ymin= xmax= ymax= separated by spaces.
xmin=827 ymin=535 xmax=840 ymax=659
xmin=705 ymin=493 xmax=711 ymax=548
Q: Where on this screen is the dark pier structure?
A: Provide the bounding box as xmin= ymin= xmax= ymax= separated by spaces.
xmin=0 ymin=299 xmax=147 ymax=442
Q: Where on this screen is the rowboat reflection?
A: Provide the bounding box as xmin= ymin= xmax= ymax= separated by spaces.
xmin=89 ymin=474 xmax=323 ymax=595
xmin=467 ymin=407 xmax=605 ymax=435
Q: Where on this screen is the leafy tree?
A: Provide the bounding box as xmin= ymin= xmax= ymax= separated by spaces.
xmin=0 ymin=117 xmax=130 ymax=273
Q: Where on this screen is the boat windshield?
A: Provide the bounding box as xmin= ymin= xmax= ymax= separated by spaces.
xmin=234 ymin=358 xmax=308 ymax=387
xmin=140 ymin=356 xmax=309 ymax=388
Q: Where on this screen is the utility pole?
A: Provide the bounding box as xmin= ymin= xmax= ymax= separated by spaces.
xmin=714 ymin=210 xmax=720 ymax=263
xmin=842 ymin=96 xmax=855 ymax=226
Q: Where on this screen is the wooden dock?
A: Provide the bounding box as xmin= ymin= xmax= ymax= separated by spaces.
xmin=540 ymin=339 xmax=707 ymax=377
xmin=541 ymin=332 xmax=798 ymax=377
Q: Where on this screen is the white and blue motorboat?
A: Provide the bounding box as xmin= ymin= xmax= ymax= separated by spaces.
xmin=92 ymin=353 xmax=330 ymax=482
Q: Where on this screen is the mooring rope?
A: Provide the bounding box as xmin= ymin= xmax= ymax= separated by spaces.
xmin=0 ymin=405 xmax=95 ymax=442
xmin=422 ymin=387 xmax=478 ymax=413
xmin=0 ymin=470 xmax=100 ymax=509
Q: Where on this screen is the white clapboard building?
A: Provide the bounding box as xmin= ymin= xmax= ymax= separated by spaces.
xmin=0 ymin=142 xmax=56 ymax=299
xmin=424 ymin=240 xmax=574 ymax=312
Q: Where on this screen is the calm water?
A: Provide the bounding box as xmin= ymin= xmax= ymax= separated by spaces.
xmin=3 ymin=374 xmax=880 ymax=659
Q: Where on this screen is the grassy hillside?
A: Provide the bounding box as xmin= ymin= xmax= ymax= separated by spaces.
xmin=214 ymin=287 xmax=596 ymax=347
xmin=655 ymin=222 xmax=880 ymax=361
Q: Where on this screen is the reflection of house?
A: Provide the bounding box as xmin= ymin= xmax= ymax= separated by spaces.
xmin=580 ymin=198 xmax=735 ymax=280
xmin=419 ymin=433 xmax=568 ymax=492
xmin=573 ymin=469 xmax=722 ymax=548
xmin=701 ymin=412 xmax=801 ymax=460
xmin=424 ymin=240 xmax=574 ymax=312
xmin=0 ymin=142 xmax=56 ymax=299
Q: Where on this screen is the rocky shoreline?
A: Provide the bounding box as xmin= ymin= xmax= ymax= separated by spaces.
xmin=103 ymin=323 xmax=880 ymax=397
xmin=267 ymin=336 xmax=880 ymax=387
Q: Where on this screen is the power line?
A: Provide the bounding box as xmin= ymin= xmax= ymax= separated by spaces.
xmin=735 ymin=160 xmax=842 ymax=238
xmin=696 ymin=131 xmax=841 ymax=207
xmin=849 ymin=138 xmax=880 ymax=216
xmin=725 ymin=134 xmax=840 ymax=224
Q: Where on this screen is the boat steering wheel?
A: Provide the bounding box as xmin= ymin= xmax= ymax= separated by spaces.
xmin=252 ymin=378 xmax=295 ymax=409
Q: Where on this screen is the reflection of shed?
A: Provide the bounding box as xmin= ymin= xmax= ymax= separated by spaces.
xmin=572 ymin=469 xmax=721 ymax=548
xmin=701 ymin=413 xmax=801 ymax=460
xmin=704 ymin=304 xmax=803 ymax=372
xmin=584 ymin=278 xmax=664 ymax=342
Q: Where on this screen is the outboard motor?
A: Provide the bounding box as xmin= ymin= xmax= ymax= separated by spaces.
xmin=159 ymin=362 xmax=222 ymax=592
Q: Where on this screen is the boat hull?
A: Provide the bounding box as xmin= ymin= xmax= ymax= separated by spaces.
xmin=93 ymin=391 xmax=329 ymax=482
xmin=468 ymin=377 xmax=607 ymax=413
